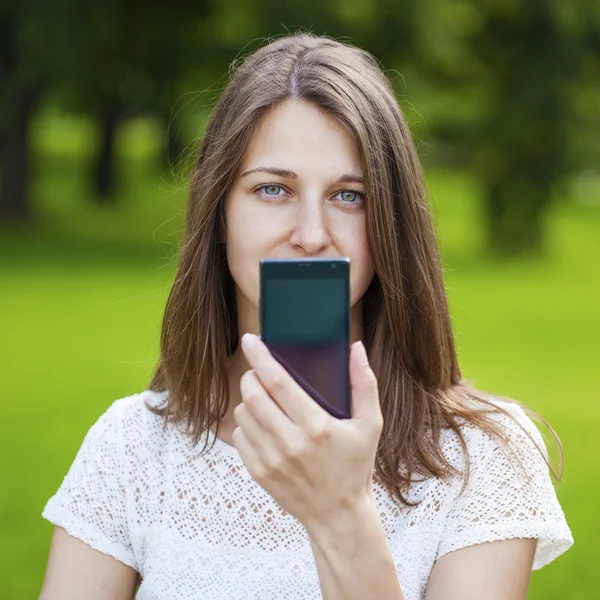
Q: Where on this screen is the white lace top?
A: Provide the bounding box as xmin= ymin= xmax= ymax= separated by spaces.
xmin=42 ymin=389 xmax=573 ymax=600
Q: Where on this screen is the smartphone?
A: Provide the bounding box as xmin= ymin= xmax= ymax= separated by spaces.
xmin=259 ymin=257 xmax=351 ymax=419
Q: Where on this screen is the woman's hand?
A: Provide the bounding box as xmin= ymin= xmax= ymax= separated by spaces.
xmin=232 ymin=333 xmax=384 ymax=530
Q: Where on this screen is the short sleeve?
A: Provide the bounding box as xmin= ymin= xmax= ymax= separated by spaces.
xmin=42 ymin=399 xmax=138 ymax=570
xmin=436 ymin=403 xmax=574 ymax=570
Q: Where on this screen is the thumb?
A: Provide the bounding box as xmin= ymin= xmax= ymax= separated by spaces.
xmin=350 ymin=341 xmax=381 ymax=424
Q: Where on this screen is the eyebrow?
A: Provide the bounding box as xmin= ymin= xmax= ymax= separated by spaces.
xmin=240 ymin=167 xmax=364 ymax=185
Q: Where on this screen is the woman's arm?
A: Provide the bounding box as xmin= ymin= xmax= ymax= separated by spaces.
xmin=425 ymin=537 xmax=537 ymax=599
xmin=305 ymin=498 xmax=537 ymax=600
xmin=305 ymin=497 xmax=406 ymax=600
xmin=39 ymin=526 xmax=140 ymax=600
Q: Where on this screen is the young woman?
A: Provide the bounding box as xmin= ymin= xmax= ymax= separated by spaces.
xmin=39 ymin=33 xmax=573 ymax=600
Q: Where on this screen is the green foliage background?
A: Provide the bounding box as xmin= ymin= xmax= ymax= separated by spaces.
xmin=0 ymin=112 xmax=597 ymax=598
xmin=2 ymin=1 xmax=600 ymax=595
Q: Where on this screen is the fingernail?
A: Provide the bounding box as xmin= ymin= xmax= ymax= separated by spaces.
xmin=356 ymin=341 xmax=369 ymax=365
xmin=241 ymin=333 xmax=257 ymax=350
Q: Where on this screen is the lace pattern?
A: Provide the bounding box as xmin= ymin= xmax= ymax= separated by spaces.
xmin=42 ymin=390 xmax=573 ymax=600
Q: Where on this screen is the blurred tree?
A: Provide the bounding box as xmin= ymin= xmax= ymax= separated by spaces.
xmin=2 ymin=0 xmax=598 ymax=251
xmin=410 ymin=0 xmax=599 ymax=256
xmin=0 ymin=10 xmax=36 ymax=221
xmin=468 ymin=0 xmax=573 ymax=256
xmin=0 ymin=1 xmax=74 ymax=221
xmin=560 ymin=6 xmax=600 ymax=175
xmin=69 ymin=0 xmax=212 ymax=201
xmin=0 ymin=0 xmax=215 ymax=216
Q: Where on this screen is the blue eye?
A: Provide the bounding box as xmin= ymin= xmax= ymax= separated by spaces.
xmin=334 ymin=190 xmax=365 ymax=209
xmin=337 ymin=190 xmax=361 ymax=204
xmin=254 ymin=185 xmax=365 ymax=209
xmin=256 ymin=185 xmax=286 ymax=199
xmin=263 ymin=185 xmax=283 ymax=195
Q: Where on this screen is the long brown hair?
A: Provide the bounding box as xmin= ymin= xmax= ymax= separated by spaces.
xmin=148 ymin=32 xmax=564 ymax=507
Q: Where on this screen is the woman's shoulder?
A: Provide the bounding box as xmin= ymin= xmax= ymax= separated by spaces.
xmin=108 ymin=388 xmax=168 ymax=422
xmin=93 ymin=388 xmax=166 ymax=426
xmin=87 ymin=389 xmax=173 ymax=453
xmin=434 ymin=397 xmax=573 ymax=569
xmin=41 ymin=389 xmax=172 ymax=570
xmin=440 ymin=396 xmax=548 ymax=476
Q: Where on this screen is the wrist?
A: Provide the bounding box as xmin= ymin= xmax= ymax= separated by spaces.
xmin=303 ymin=491 xmax=379 ymax=544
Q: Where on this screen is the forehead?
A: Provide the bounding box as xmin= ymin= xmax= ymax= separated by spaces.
xmin=239 ymin=99 xmax=363 ymax=176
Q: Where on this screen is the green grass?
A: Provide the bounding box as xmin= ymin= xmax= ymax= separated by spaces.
xmin=1 ymin=111 xmax=597 ymax=598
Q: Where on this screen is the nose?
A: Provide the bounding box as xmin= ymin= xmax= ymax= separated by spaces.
xmin=288 ymin=196 xmax=332 ymax=255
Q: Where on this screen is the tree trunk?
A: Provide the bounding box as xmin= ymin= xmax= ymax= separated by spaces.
xmin=468 ymin=4 xmax=566 ymax=258
xmin=484 ymin=176 xmax=548 ymax=258
xmin=0 ymin=85 xmax=39 ymax=222
xmin=93 ymin=102 xmax=122 ymax=201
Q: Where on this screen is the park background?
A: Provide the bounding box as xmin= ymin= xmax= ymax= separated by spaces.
xmin=1 ymin=1 xmax=599 ymax=598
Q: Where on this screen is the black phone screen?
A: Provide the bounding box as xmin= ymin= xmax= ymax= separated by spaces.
xmin=259 ymin=258 xmax=351 ymax=419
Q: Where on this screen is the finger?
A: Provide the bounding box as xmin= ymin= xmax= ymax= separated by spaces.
xmin=233 ymin=402 xmax=277 ymax=458
xmin=239 ymin=370 xmax=298 ymax=445
xmin=231 ymin=426 xmax=264 ymax=479
xmin=240 ymin=333 xmax=329 ymax=429
xmin=349 ymin=341 xmax=383 ymax=427
xmin=233 ymin=404 xmax=295 ymax=485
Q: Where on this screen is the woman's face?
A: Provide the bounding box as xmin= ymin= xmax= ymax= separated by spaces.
xmin=224 ymin=99 xmax=375 ymax=333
